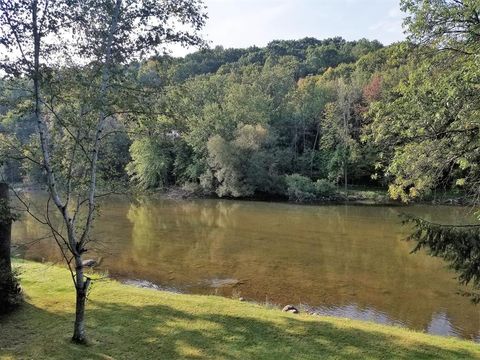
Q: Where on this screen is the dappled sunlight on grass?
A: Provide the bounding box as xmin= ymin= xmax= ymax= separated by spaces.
xmin=1 ymin=260 xmax=479 ymax=359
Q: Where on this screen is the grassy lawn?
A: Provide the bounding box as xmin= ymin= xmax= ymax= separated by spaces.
xmin=1 ymin=260 xmax=479 ymax=360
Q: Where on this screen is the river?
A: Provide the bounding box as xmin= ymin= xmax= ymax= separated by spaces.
xmin=11 ymin=194 xmax=480 ymax=341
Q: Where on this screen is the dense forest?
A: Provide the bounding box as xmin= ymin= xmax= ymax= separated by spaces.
xmin=1 ymin=15 xmax=479 ymax=204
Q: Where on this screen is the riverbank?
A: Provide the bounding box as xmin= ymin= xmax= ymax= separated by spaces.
xmin=160 ymin=185 xmax=392 ymax=204
xmin=162 ymin=185 xmax=472 ymax=206
xmin=10 ymin=182 xmax=471 ymax=207
xmin=1 ymin=260 xmax=479 ymax=359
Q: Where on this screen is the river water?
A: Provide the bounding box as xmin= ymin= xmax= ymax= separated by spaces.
xmin=11 ymin=194 xmax=480 ymax=341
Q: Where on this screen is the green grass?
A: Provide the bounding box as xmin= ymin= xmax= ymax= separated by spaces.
xmin=1 ymin=260 xmax=479 ymax=360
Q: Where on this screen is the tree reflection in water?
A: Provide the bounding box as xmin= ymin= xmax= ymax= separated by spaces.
xmin=12 ymin=195 xmax=480 ymax=341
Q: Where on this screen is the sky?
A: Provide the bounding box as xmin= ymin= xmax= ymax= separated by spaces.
xmin=171 ymin=0 xmax=406 ymax=56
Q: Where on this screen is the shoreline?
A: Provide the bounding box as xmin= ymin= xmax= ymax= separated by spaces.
xmin=2 ymin=259 xmax=479 ymax=359
xmin=10 ymin=182 xmax=473 ymax=207
xmin=118 ymin=272 xmax=479 ymax=343
xmin=11 ymin=260 xmax=480 ymax=342
xmin=13 ymin=256 xmax=478 ymax=343
xmin=159 ymin=186 xmax=474 ymax=207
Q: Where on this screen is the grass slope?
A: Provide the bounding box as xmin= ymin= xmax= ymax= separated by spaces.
xmin=1 ymin=260 xmax=479 ymax=360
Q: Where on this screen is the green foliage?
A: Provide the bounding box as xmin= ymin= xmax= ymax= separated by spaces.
xmin=3 ymin=21 xmax=479 ymax=207
xmin=0 ymin=265 xmax=22 ymax=314
xmin=126 ymin=139 xmax=172 ymax=190
xmin=305 ymin=44 xmax=352 ymax=74
xmin=285 ymin=174 xmax=316 ymax=202
xmin=387 ymin=0 xmax=480 ymax=305
xmin=1 ymin=35 xmax=387 ymax=199
xmin=207 ymin=135 xmax=248 ymax=197
xmin=206 ymin=124 xmax=280 ymax=197
xmin=151 ymin=42 xmax=378 ymax=198
xmin=404 ymin=215 xmax=480 ymax=303
xmin=314 ymin=179 xmax=336 ymax=197
xmin=99 ymin=131 xmax=132 ymax=184
xmin=284 ymin=174 xmax=336 ymax=202
xmin=401 ymin=0 xmax=480 ymax=55
xmin=368 ymin=5 xmax=480 ymax=202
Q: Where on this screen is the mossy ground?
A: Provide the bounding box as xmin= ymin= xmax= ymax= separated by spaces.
xmin=1 ymin=260 xmax=479 ymax=359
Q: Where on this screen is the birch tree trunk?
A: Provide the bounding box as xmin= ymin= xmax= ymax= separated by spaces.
xmin=71 ymin=0 xmax=121 ymax=344
xmin=31 ymin=0 xmax=88 ymax=343
xmin=72 ymin=256 xmax=90 ymax=344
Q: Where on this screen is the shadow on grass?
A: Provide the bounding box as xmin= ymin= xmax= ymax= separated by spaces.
xmin=0 ymin=300 xmax=477 ymax=360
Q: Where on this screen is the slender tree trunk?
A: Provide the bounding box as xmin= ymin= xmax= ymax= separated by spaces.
xmin=73 ymin=289 xmax=87 ymax=343
xmin=303 ymin=119 xmax=306 ymax=153
xmin=32 ymin=2 xmax=88 ymax=340
xmin=72 ymin=256 xmax=89 ymax=344
xmin=0 ymin=183 xmax=12 ymax=278
xmin=73 ymin=0 xmax=120 ymax=343
xmin=310 ymin=124 xmax=320 ymax=177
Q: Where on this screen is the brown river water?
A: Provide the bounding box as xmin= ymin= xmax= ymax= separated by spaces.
xmin=11 ymin=194 xmax=480 ymax=341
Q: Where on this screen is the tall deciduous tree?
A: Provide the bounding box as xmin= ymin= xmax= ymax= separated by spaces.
xmin=379 ymin=0 xmax=480 ymax=302
xmin=401 ymin=0 xmax=480 ymax=55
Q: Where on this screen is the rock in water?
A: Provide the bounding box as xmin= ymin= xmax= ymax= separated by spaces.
xmin=82 ymin=259 xmax=97 ymax=267
xmin=282 ymin=305 xmax=299 ymax=314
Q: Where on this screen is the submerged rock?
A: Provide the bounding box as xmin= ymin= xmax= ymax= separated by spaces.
xmin=82 ymin=256 xmax=103 ymax=268
xmin=82 ymin=259 xmax=97 ymax=267
xmin=207 ymin=278 xmax=244 ymax=288
xmin=123 ymin=279 xmax=160 ymax=290
xmin=282 ymin=305 xmax=299 ymax=314
xmin=123 ymin=279 xmax=181 ymax=293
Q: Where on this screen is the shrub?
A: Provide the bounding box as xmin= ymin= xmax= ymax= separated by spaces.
xmin=284 ymin=174 xmax=316 ymax=202
xmin=0 ymin=265 xmax=22 ymax=314
xmin=181 ymin=181 xmax=202 ymax=195
xmin=314 ymin=179 xmax=336 ymax=197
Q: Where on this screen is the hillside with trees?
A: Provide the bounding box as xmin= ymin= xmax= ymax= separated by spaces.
xmin=3 ymin=33 xmax=476 ymax=204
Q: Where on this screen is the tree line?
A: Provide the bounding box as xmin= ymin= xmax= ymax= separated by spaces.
xmin=3 ymin=29 xmax=478 ymax=204
xmin=0 ymin=36 xmax=468 ymax=203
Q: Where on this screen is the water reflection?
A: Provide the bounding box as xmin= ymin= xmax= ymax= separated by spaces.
xmin=427 ymin=312 xmax=462 ymax=338
xmin=12 ymin=195 xmax=480 ymax=341
xmin=312 ymin=304 xmax=405 ymax=328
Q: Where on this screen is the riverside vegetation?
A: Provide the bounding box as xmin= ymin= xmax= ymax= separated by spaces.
xmin=1 ymin=13 xmax=479 ymax=205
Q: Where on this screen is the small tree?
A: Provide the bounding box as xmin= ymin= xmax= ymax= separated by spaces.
xmin=0 ymin=0 xmax=206 ymax=344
